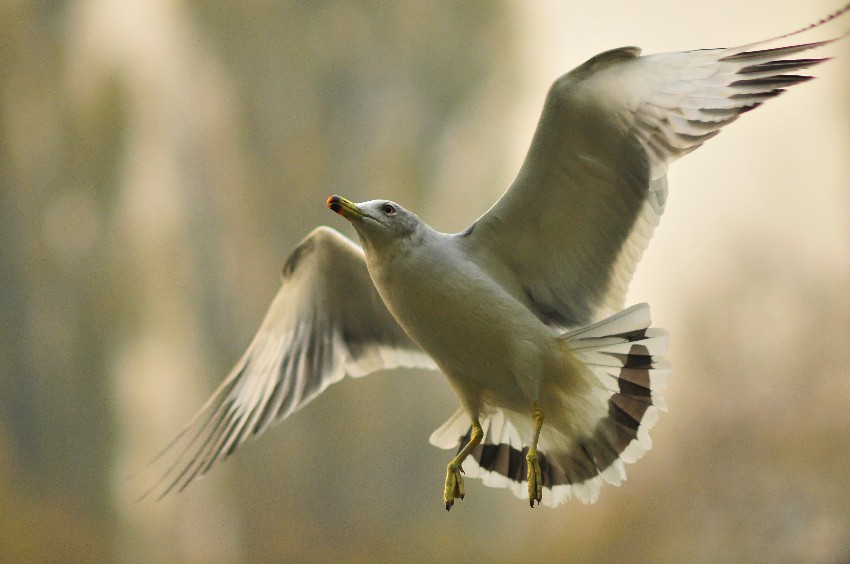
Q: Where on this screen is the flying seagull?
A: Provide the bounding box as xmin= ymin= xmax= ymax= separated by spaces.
xmin=149 ymin=6 xmax=850 ymax=509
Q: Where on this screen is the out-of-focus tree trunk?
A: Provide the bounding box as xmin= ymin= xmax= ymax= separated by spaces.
xmin=2 ymin=0 xmax=848 ymax=562
xmin=0 ymin=3 xmax=117 ymax=561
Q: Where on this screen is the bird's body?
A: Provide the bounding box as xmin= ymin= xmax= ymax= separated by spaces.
xmin=148 ymin=5 xmax=850 ymax=509
xmin=367 ymin=224 xmax=560 ymax=417
xmin=326 ymin=195 xmax=667 ymax=507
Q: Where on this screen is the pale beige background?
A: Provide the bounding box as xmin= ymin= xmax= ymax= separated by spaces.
xmin=1 ymin=1 xmax=847 ymax=562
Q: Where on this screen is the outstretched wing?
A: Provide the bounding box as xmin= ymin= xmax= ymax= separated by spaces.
xmin=148 ymin=226 xmax=436 ymax=498
xmin=458 ymin=7 xmax=849 ymax=329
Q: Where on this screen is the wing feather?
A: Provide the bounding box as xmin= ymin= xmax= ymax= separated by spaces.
xmin=458 ymin=10 xmax=848 ymax=327
xmin=146 ymin=226 xmax=436 ymax=498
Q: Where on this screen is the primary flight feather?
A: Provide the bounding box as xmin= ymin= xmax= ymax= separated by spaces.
xmin=148 ymin=5 xmax=850 ymax=508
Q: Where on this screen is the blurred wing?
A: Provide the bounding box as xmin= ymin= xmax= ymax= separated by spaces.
xmin=149 ymin=226 xmax=436 ymax=498
xmin=460 ymin=8 xmax=848 ymax=328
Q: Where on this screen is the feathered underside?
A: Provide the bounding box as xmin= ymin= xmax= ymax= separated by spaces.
xmin=143 ymin=227 xmax=435 ymax=499
xmin=460 ymin=5 xmax=850 ymax=330
xmin=431 ymin=304 xmax=670 ymax=506
xmin=146 ymin=4 xmax=849 ymax=505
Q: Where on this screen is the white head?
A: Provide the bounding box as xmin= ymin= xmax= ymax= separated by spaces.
xmin=327 ymin=195 xmax=424 ymax=256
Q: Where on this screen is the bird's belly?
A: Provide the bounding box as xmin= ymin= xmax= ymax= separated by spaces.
xmin=375 ymin=259 xmax=557 ymax=409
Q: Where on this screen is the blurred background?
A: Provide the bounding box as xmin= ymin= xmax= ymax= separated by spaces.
xmin=1 ymin=0 xmax=848 ymax=562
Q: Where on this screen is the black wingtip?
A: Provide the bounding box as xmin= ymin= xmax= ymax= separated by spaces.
xmin=731 ymin=74 xmax=816 ymax=89
xmin=739 ymin=57 xmax=828 ymax=74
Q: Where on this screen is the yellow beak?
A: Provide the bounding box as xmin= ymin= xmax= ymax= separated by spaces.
xmin=327 ymin=195 xmax=365 ymax=219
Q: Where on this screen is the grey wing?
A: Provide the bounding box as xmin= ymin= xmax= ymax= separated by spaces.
xmin=459 ymin=11 xmax=847 ymax=329
xmin=149 ymin=226 xmax=436 ymax=497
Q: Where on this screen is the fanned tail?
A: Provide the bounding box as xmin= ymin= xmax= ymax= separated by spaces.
xmin=429 ymin=303 xmax=670 ymax=507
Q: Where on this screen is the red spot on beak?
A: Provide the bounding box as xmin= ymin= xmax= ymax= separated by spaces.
xmin=327 ymin=195 xmax=343 ymax=215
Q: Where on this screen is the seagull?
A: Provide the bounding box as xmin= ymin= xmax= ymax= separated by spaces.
xmin=150 ymin=6 xmax=850 ymax=509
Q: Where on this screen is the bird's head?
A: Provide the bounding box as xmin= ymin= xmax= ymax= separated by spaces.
xmin=327 ymin=195 xmax=422 ymax=254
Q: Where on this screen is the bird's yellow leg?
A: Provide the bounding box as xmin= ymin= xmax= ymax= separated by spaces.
xmin=527 ymin=402 xmax=544 ymax=507
xmin=444 ymin=418 xmax=483 ymax=511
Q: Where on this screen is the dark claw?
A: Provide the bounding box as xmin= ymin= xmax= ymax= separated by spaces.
xmin=530 ymin=499 xmax=535 ymax=508
xmin=459 ymin=494 xmax=464 ymax=500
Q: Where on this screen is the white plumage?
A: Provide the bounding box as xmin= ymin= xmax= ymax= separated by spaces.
xmin=148 ymin=6 xmax=849 ymax=507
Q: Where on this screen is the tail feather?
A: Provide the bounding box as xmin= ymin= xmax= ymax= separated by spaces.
xmin=429 ymin=303 xmax=670 ymax=507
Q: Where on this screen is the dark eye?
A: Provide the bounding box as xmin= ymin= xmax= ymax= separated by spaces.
xmin=382 ymin=203 xmax=396 ymax=215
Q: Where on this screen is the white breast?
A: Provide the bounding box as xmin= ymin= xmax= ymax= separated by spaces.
xmin=367 ymin=231 xmax=560 ymax=412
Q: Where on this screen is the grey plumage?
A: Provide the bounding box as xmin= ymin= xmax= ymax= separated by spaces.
xmin=147 ymin=6 xmax=849 ymax=506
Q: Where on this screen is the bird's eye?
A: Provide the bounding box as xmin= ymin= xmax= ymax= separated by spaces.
xmin=382 ymin=203 xmax=397 ymax=215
